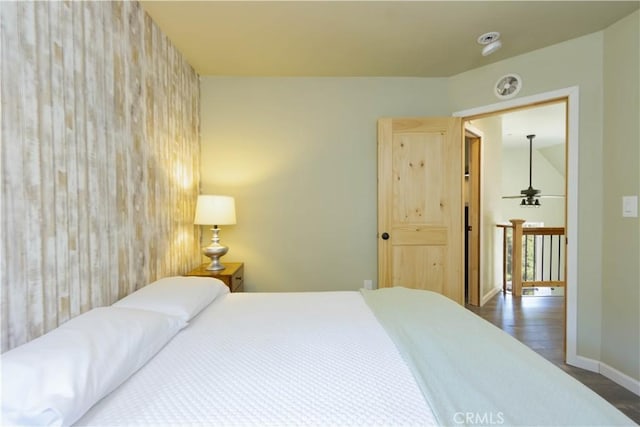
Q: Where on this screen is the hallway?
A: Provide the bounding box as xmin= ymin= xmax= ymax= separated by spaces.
xmin=466 ymin=294 xmax=640 ymax=424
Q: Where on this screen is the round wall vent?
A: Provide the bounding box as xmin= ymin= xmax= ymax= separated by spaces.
xmin=495 ymin=74 xmax=522 ymax=99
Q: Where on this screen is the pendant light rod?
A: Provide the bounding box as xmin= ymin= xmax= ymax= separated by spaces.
xmin=520 ymin=134 xmax=541 ymax=207
xmin=527 ymin=134 xmax=535 ymax=189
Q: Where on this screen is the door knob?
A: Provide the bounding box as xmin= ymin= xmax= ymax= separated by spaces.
xmin=381 ymin=232 xmax=390 ymax=240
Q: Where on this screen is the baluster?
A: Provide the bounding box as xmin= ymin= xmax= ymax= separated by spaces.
xmin=549 ymin=235 xmax=553 ymax=282
xmin=540 ymin=235 xmax=551 ymax=280
xmin=524 ymin=235 xmax=529 ymax=282
xmin=502 ymin=226 xmax=508 ymax=294
xmin=533 ymin=234 xmax=536 ymax=281
xmin=558 ymin=235 xmax=562 ymax=281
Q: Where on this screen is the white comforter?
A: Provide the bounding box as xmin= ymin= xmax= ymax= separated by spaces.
xmin=77 ymin=291 xmax=436 ymax=426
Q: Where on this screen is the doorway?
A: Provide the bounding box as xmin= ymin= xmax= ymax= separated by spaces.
xmin=464 ymin=128 xmax=481 ymax=306
xmin=467 ymin=100 xmax=567 ymax=292
xmin=459 ymin=94 xmax=571 ymax=361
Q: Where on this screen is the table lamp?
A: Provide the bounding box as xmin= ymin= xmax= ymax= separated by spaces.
xmin=194 ymin=195 xmax=236 ymax=271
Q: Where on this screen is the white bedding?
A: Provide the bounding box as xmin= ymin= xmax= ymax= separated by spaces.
xmin=363 ymin=288 xmax=635 ymax=426
xmin=76 ymin=291 xmax=437 ymax=426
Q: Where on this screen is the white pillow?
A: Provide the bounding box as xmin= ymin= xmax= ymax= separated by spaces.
xmin=112 ymin=275 xmax=229 ymax=321
xmin=1 ymin=307 xmax=186 ymax=427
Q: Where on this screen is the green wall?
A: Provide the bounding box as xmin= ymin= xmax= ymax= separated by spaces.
xmin=199 ymin=77 xmax=449 ymax=292
xmin=602 ymin=10 xmax=640 ymax=382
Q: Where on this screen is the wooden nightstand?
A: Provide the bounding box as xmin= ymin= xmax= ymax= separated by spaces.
xmin=185 ymin=262 xmax=244 ymax=292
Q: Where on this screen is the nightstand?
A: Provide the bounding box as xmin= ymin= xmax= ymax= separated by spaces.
xmin=185 ymin=262 xmax=244 ymax=292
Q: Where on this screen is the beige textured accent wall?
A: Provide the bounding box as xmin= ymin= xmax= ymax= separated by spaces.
xmin=0 ymin=1 xmax=200 ymax=352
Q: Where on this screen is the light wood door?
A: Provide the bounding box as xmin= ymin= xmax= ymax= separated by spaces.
xmin=378 ymin=117 xmax=464 ymax=304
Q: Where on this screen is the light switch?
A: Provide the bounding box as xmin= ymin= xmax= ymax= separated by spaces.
xmin=622 ymin=195 xmax=638 ymax=218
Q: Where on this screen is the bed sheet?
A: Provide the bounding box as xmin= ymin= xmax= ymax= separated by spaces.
xmin=362 ymin=288 xmax=635 ymax=426
xmin=76 ymin=291 xmax=436 ymax=426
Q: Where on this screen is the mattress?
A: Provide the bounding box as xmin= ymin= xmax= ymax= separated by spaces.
xmin=76 ymin=291 xmax=437 ymax=426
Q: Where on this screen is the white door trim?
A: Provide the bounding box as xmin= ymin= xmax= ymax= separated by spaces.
xmin=453 ymin=86 xmax=583 ymax=371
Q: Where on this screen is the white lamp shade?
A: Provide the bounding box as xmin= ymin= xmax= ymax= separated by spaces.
xmin=194 ymin=195 xmax=236 ymax=225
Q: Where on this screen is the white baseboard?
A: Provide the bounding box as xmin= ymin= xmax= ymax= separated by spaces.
xmin=567 ymin=354 xmax=600 ymax=372
xmin=480 ymin=287 xmax=501 ymax=306
xmin=567 ymin=355 xmax=640 ymax=396
xmin=600 ymin=362 xmax=640 ymax=396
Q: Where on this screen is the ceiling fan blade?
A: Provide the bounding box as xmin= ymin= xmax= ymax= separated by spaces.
xmin=502 ymin=194 xmax=565 ymax=199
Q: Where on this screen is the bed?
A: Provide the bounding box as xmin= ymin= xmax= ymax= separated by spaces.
xmin=1 ymin=277 xmax=634 ymax=426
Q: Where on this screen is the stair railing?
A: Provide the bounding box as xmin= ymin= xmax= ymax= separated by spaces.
xmin=497 ymin=219 xmax=566 ymax=297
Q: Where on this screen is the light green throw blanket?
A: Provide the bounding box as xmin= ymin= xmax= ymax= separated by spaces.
xmin=361 ymin=287 xmax=634 ymax=426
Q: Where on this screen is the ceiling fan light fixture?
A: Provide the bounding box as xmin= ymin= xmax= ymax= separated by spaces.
xmin=520 ymin=197 xmax=541 ymax=207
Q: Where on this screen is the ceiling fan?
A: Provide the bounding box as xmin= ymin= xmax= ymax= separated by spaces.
xmin=502 ymin=134 xmax=564 ymax=206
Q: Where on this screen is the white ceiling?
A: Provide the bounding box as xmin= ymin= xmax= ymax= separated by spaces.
xmin=502 ymin=102 xmax=566 ymax=149
xmin=140 ymin=1 xmax=638 ymax=77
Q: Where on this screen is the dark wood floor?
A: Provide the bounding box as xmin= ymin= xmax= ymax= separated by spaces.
xmin=466 ymin=292 xmax=640 ymax=424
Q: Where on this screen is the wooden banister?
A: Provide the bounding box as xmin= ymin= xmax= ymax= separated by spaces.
xmin=510 ymin=219 xmax=526 ymax=297
xmin=496 ymin=224 xmax=512 ymax=294
xmin=522 ymin=227 xmax=565 ymax=236
xmin=497 ymin=222 xmax=566 ymax=297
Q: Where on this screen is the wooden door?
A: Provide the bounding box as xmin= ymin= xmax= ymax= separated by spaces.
xmin=378 ymin=117 xmax=464 ymax=304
